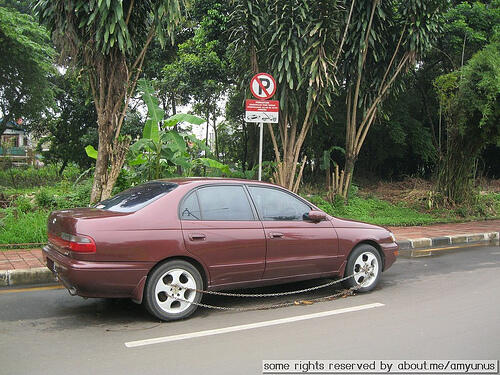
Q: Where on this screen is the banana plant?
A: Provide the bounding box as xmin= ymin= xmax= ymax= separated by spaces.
xmin=128 ymin=79 xmax=230 ymax=180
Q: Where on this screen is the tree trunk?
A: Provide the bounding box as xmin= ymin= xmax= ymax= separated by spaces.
xmin=87 ymin=31 xmax=153 ymax=204
xmin=58 ymin=159 xmax=68 ymax=176
xmin=213 ymin=111 xmax=219 ymax=160
xmin=242 ymin=120 xmax=248 ymax=172
xmin=204 ymin=107 xmax=210 ymax=154
xmin=342 ymin=152 xmax=356 ymax=199
xmin=325 ymin=165 xmax=330 ymax=190
xmin=89 ymin=107 xmax=130 ymax=204
xmin=268 ymin=112 xmax=313 ymax=193
xmin=436 ymin=126 xmax=478 ymax=204
xmin=90 ymin=117 xmax=112 ymax=203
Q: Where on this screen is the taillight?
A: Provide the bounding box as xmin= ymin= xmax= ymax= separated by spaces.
xmin=49 ymin=232 xmax=96 ymax=253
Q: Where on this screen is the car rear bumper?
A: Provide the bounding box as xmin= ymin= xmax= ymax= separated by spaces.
xmin=43 ymin=244 xmax=155 ymax=303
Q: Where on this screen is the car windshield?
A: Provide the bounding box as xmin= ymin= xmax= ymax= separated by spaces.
xmin=95 ymin=182 xmax=177 ymax=213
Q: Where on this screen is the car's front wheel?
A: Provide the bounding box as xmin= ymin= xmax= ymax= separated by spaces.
xmin=343 ymin=244 xmax=382 ymax=292
xmin=144 ymin=260 xmax=203 ymax=321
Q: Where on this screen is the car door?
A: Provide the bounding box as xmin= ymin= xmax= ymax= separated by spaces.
xmin=180 ymin=184 xmax=266 ymax=286
xmin=247 ymin=185 xmax=340 ymax=279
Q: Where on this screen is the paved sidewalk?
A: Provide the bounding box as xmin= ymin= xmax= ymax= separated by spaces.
xmin=0 ymin=220 xmax=499 ymax=287
xmin=0 ymin=249 xmax=44 ymax=271
xmin=388 ymin=219 xmax=500 ymax=241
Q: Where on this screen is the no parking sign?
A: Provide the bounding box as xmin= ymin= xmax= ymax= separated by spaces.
xmin=250 ymin=73 xmax=277 ymax=100
xmin=247 ymin=72 xmax=279 ymax=181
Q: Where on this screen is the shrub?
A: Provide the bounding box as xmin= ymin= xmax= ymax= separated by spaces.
xmin=65 ymin=181 xmax=93 ymax=207
xmin=14 ymin=195 xmax=33 ymax=213
xmin=35 ymin=189 xmax=58 ymax=209
xmin=0 ymin=164 xmax=81 ymax=188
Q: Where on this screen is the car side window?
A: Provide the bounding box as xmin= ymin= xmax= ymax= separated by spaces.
xmin=179 ymin=191 xmax=201 ymax=220
xmin=197 ymin=185 xmax=255 ymax=221
xmin=248 ymin=186 xmax=310 ymax=221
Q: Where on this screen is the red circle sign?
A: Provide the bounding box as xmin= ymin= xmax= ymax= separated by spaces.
xmin=250 ymin=73 xmax=276 ymax=100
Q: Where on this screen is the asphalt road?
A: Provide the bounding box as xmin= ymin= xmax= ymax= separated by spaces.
xmin=1 ymin=244 xmax=499 ymax=375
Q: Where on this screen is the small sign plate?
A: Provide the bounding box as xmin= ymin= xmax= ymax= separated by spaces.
xmin=245 ymin=99 xmax=279 ymax=123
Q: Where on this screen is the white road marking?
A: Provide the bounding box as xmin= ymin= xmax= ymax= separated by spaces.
xmin=125 ymin=302 xmax=384 ymax=348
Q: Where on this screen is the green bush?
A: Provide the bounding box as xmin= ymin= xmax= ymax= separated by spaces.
xmin=14 ymin=195 xmax=33 ymax=213
xmin=35 ymin=189 xmax=58 ymax=209
xmin=65 ymin=181 xmax=92 ymax=208
xmin=0 ymin=164 xmax=81 ymax=188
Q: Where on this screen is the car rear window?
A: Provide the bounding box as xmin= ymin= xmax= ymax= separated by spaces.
xmin=95 ymin=182 xmax=177 ymax=213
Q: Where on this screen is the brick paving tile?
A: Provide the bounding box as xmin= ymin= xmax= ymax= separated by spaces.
xmin=20 ymin=254 xmax=38 ymax=259
xmin=30 ymin=249 xmax=44 ymax=258
xmin=10 ymin=261 xmax=29 ymax=269
xmin=15 ymin=251 xmax=32 ymax=256
xmin=5 ymin=254 xmax=21 ymax=260
xmin=25 ymin=258 xmax=43 ymax=264
xmin=20 ymin=257 xmax=37 ymax=262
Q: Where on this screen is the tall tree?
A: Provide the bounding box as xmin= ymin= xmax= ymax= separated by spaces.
xmin=435 ymin=33 xmax=500 ymax=203
xmin=332 ymin=0 xmax=442 ymax=199
xmin=36 ymin=0 xmax=185 ymax=203
xmin=0 ymin=6 xmax=55 ymax=135
xmin=229 ymin=0 xmax=341 ymax=192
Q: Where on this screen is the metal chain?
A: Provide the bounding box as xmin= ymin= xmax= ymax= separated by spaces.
xmin=166 ymin=271 xmax=372 ymax=312
xmin=185 ymin=272 xmax=364 ymax=298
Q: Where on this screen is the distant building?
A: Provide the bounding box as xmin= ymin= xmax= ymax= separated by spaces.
xmin=0 ymin=118 xmax=34 ymax=165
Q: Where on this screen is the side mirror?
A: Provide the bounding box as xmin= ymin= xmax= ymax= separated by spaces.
xmin=304 ymin=210 xmax=327 ymax=222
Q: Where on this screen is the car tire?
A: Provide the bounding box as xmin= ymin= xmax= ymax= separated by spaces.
xmin=144 ymin=260 xmax=204 ymax=321
xmin=342 ymin=244 xmax=382 ymax=292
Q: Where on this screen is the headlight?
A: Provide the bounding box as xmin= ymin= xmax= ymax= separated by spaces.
xmin=389 ymin=232 xmax=397 ymax=243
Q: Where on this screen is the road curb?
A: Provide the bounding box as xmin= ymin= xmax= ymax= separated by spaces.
xmin=398 ymin=231 xmax=499 ymax=257
xmin=0 ymin=267 xmax=57 ymax=287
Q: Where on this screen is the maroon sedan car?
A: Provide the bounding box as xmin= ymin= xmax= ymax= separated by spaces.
xmin=43 ymin=178 xmax=398 ymax=321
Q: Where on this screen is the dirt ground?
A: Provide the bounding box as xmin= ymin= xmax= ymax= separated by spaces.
xmin=359 ymin=178 xmax=500 ymax=206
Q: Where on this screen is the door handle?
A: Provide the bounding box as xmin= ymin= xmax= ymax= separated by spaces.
xmin=188 ymin=233 xmax=206 ymax=241
xmin=269 ymin=232 xmax=284 ymax=239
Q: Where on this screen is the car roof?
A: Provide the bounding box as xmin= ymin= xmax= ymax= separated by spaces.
xmin=157 ymin=177 xmax=281 ymax=187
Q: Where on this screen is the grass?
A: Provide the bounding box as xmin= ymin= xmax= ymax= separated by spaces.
xmin=304 ymin=190 xmax=500 ymax=227
xmin=0 ymin=178 xmax=92 ymax=246
xmin=0 ymin=209 xmax=49 ymax=244
xmin=306 ymin=195 xmax=440 ymax=226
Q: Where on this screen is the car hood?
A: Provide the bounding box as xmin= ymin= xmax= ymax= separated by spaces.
xmin=330 ymin=216 xmax=389 ymax=231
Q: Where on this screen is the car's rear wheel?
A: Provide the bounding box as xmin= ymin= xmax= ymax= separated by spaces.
xmin=343 ymin=244 xmax=382 ymax=292
xmin=144 ymin=260 xmax=203 ymax=321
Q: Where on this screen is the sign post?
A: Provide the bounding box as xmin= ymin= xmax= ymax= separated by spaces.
xmin=258 ymin=122 xmax=264 ymax=181
xmin=246 ymin=73 xmax=278 ymax=181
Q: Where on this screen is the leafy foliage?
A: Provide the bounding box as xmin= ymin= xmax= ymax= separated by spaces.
xmin=34 ymin=73 xmax=98 ymax=171
xmin=435 ymin=31 xmax=500 ymax=203
xmin=0 ymin=6 xmax=55 ymax=134
xmin=126 ymin=79 xmax=229 ymax=182
xmin=0 ymin=164 xmax=81 ymax=189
